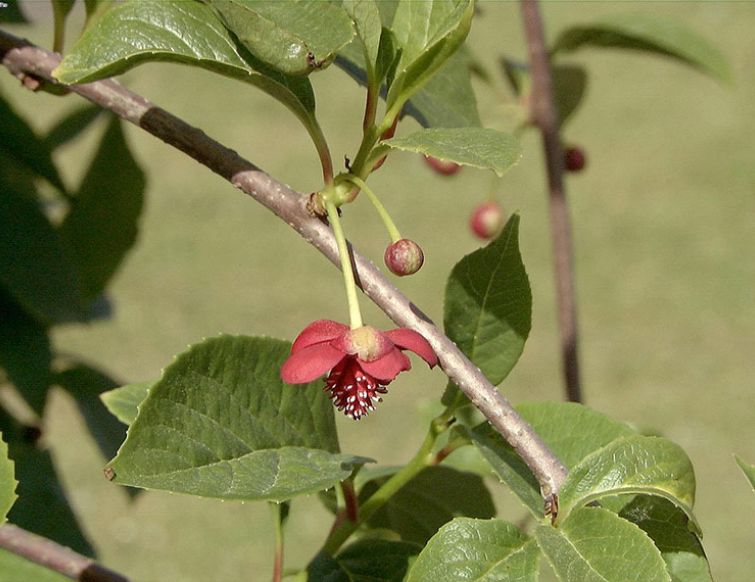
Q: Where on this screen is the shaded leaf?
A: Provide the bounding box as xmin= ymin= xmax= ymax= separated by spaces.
xmin=208 ymin=0 xmax=354 ymax=75
xmin=620 ymin=496 xmax=712 ymax=582
xmin=444 ymin=214 xmax=530 ymax=396
xmin=379 ymin=127 xmax=520 ymax=176
xmin=53 ymin=364 xmax=128 ymax=463
xmin=0 ymin=183 xmax=85 ymax=324
xmin=551 ymin=13 xmax=731 ymax=83
xmin=0 ymin=94 xmax=66 ymax=193
xmin=386 ymin=0 xmax=474 ymax=114
xmin=44 ymin=104 xmax=103 ymax=150
xmin=0 ymin=0 xmax=27 ymax=24
xmin=100 ymin=380 xmax=154 ymax=426
xmin=559 ymin=436 xmax=697 ymax=528
xmin=407 ymin=518 xmax=538 ymax=582
xmin=360 ymin=466 xmax=495 ymax=545
xmin=0 ymin=435 xmax=16 ymax=522
xmin=469 ymin=401 xmax=634 ymax=516
xmin=536 ymin=506 xmax=670 ymax=582
xmin=552 ymin=64 xmax=588 ymax=128
xmin=107 ymin=336 xmax=369 ymax=501
xmin=735 ymin=455 xmax=755 ymax=493
xmin=53 ymin=0 xmax=317 ymax=126
xmin=341 ymin=0 xmax=382 ymax=82
xmin=308 ymin=540 xmax=420 ymax=582
xmin=60 ymin=116 xmax=145 ymax=302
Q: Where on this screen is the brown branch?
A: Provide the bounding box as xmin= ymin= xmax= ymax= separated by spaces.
xmin=520 ymin=0 xmax=583 ymax=403
xmin=0 ymin=524 xmax=129 ymax=582
xmin=0 ymin=31 xmax=567 ymax=500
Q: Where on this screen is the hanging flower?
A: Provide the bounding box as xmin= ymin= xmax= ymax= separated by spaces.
xmin=281 ymin=320 xmax=438 ymax=420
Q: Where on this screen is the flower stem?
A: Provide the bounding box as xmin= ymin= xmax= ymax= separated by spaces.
xmin=345 ymin=175 xmax=402 ymax=243
xmin=321 ymin=412 xmax=453 ymax=556
xmin=269 ymin=502 xmax=288 ymax=582
xmin=325 ymin=200 xmax=363 ymax=329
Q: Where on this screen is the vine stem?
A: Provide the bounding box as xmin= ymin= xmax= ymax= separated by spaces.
xmin=520 ymin=0 xmax=583 ymax=403
xmin=0 ymin=28 xmax=567 ymax=510
xmin=0 ymin=524 xmax=129 ymax=582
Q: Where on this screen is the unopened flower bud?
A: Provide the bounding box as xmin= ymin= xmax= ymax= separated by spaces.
xmin=384 ymin=239 xmax=425 ymax=276
xmin=564 ymin=146 xmax=586 ymax=172
xmin=424 ymin=155 xmax=461 ymax=176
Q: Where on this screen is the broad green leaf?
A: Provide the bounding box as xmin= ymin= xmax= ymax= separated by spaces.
xmin=360 ymin=466 xmax=495 ymax=544
xmin=386 ymin=0 xmax=474 ymax=115
xmin=444 ymin=214 xmax=530 ymax=393
xmin=0 ymin=0 xmax=27 ymax=23
xmin=100 ymin=380 xmax=154 ymax=426
xmin=53 ymin=0 xmax=317 ymax=128
xmin=53 ymin=364 xmax=128 ymax=462
xmin=308 ymin=540 xmax=420 ymax=582
xmin=403 ymin=50 xmax=481 ymax=128
xmin=0 ymin=183 xmax=85 ymax=324
xmin=208 ymin=0 xmax=355 ymax=75
xmin=407 ymin=518 xmax=539 ymax=582
xmin=536 ymin=506 xmax=670 ymax=582
xmin=0 ymin=291 xmax=51 ymax=415
xmin=342 ymin=0 xmax=382 ymax=82
xmin=379 ymin=128 xmax=520 ymax=176
xmin=60 ymin=116 xmax=145 ymax=302
xmin=551 ymin=13 xmax=731 ymax=83
xmin=44 ymin=104 xmax=103 ymax=150
xmin=0 ymin=408 xmax=93 ymax=556
xmin=0 ymin=435 xmax=17 ymax=522
xmin=620 ymin=496 xmax=712 ymax=582
xmin=0 ymin=94 xmax=66 ymax=193
xmin=559 ymin=435 xmax=697 ymax=527
xmin=735 ymin=455 xmax=755 ymax=492
xmin=552 ymin=64 xmax=588 ymax=128
xmin=469 ymin=401 xmax=634 ymax=516
xmin=0 ymin=550 xmax=70 ymax=582
xmin=107 ymin=336 xmax=369 ymax=501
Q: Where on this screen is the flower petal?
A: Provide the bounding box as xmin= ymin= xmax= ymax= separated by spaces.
xmin=281 ymin=343 xmax=345 ymax=384
xmin=360 ymin=348 xmax=411 ymax=382
xmin=384 ymin=328 xmax=438 ymax=367
xmin=291 ymin=320 xmax=349 ymax=353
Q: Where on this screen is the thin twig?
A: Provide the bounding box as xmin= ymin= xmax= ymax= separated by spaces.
xmin=0 ymin=31 xmax=567 ymax=499
xmin=0 ymin=524 xmax=129 ymax=582
xmin=520 ymin=0 xmax=583 ymax=402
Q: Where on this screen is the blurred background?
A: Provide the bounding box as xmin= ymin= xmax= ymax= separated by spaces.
xmin=1 ymin=2 xmax=753 ymax=580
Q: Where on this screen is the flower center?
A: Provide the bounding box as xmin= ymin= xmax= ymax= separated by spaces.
xmin=325 ymin=358 xmax=389 ymax=420
xmin=347 ymin=325 xmax=388 ymax=362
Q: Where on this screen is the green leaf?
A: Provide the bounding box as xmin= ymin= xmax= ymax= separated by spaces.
xmin=407 ymin=518 xmax=539 ymax=582
xmin=44 ymin=104 xmax=103 ymax=150
xmin=386 ymin=0 xmax=474 ymax=114
xmin=444 ymin=214 xmax=530 ymax=394
xmin=0 ymin=182 xmax=85 ymax=324
xmin=308 ymin=540 xmax=420 ymax=582
xmin=552 ymin=64 xmax=588 ymax=128
xmin=551 ymin=13 xmax=731 ymax=84
xmin=380 ymin=127 xmax=520 ymax=176
xmin=620 ymin=496 xmax=712 ymax=582
xmin=341 ymin=0 xmax=382 ymax=82
xmin=0 ymin=409 xmax=93 ymax=556
xmin=403 ymin=50 xmax=481 ymax=128
xmin=208 ymin=0 xmax=355 ymax=75
xmin=106 ymin=336 xmax=369 ymax=501
xmin=360 ymin=466 xmax=495 ymax=544
xmin=53 ymin=0 xmax=317 ymax=126
xmin=0 ymin=550 xmax=70 ymax=582
xmin=53 ymin=364 xmax=128 ymax=462
xmin=0 ymin=0 xmax=28 ymax=24
xmin=735 ymin=455 xmax=755 ymax=493
xmin=0 ymin=94 xmax=66 ymax=193
xmin=0 ymin=291 xmax=51 ymax=415
xmin=559 ymin=435 xmax=697 ymax=527
xmin=60 ymin=116 xmax=145 ymax=302
xmin=0 ymin=435 xmax=17 ymax=522
xmin=536 ymin=506 xmax=670 ymax=582
xmin=468 ymin=401 xmax=635 ymax=516
xmin=100 ymin=380 xmax=154 ymax=426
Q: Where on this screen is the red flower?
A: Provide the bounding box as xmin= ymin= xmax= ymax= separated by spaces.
xmin=281 ymin=320 xmax=438 ymax=420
